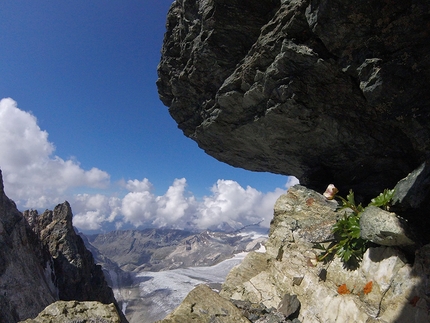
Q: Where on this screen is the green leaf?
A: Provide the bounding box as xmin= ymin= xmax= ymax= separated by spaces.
xmin=313 ymin=243 xmax=326 ymax=251
xmin=315 ymin=188 xmax=395 ymax=266
xmin=343 ymin=249 xmax=352 ymax=262
xmin=369 ymin=188 xmax=395 ymax=209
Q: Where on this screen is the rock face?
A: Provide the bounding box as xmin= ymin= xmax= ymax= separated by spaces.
xmin=19 ymin=301 xmax=121 ymax=323
xmin=157 ymin=284 xmax=251 ymax=323
xmin=24 ymin=204 xmax=118 ymax=304
xmin=221 ymin=186 xmax=430 ymax=322
xmin=160 ymin=185 xmax=430 ymax=323
xmin=360 ymin=205 xmax=415 ymax=247
xmin=0 ymin=170 xmax=127 ymax=323
xmin=157 ymin=0 xmax=430 ymax=199
xmin=0 ymin=170 xmax=58 ymax=322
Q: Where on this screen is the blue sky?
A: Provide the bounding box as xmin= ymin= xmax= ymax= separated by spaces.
xmin=0 ymin=1 xmax=297 ymax=233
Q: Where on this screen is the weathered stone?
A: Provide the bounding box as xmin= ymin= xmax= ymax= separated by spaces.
xmin=156 ymin=284 xmax=250 ymax=323
xmin=157 ymin=0 xmax=430 ymax=201
xmin=24 ymin=203 xmax=128 ymax=323
xmin=19 ymin=301 xmax=121 ymax=323
xmin=360 ymin=205 xmax=415 ymax=246
xmin=220 ymin=251 xmax=271 ymax=301
xmin=25 ymin=204 xmax=115 ymax=301
xmin=278 ymin=294 xmax=300 ymax=318
xmin=219 ymin=186 xmax=430 ymax=323
xmin=0 ymin=169 xmax=128 ymax=323
xmin=269 ymin=185 xmax=338 ymax=252
xmin=391 ymin=161 xmax=430 ymax=243
xmin=393 ymin=161 xmax=430 ymax=209
xmin=0 ymin=170 xmax=57 ymax=323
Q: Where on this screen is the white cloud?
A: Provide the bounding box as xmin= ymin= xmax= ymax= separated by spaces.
xmin=117 ymin=178 xmax=290 ymax=231
xmin=285 ymin=176 xmax=300 ymax=188
xmin=68 ymin=177 xmax=296 ymax=233
xmin=121 ymin=190 xmax=157 ymax=226
xmin=72 ymin=193 xmax=121 ymax=230
xmin=0 ymin=97 xmax=300 ymax=233
xmin=194 ymin=180 xmax=281 ymax=230
xmin=125 ymin=178 xmax=153 ymax=192
xmin=154 ymin=178 xmax=196 ymax=228
xmin=0 ymin=98 xmax=110 ymax=208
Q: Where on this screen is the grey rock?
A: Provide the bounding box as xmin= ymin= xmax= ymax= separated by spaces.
xmin=393 ymin=161 xmax=430 ymax=209
xmin=270 ymin=185 xmax=338 ymax=246
xmin=360 ymin=205 xmax=415 ymax=246
xmin=157 ymin=185 xmax=430 ymax=322
xmin=25 ymin=204 xmax=119 ymax=305
xmin=19 ymin=301 xmax=121 ymax=323
xmin=156 ymin=284 xmax=250 ymax=323
xmin=0 ymin=169 xmax=128 ymax=323
xmin=390 ymin=161 xmax=430 ymax=242
xmin=0 ymin=170 xmax=57 ymax=322
xmin=220 ymin=186 xmax=430 ymax=322
xmin=278 ymin=294 xmax=300 ymax=318
xmin=24 ymin=203 xmax=128 ymax=323
xmin=157 ymin=0 xmax=430 ymax=201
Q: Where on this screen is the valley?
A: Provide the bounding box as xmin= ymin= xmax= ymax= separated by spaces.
xmin=81 ymin=228 xmax=267 ymax=323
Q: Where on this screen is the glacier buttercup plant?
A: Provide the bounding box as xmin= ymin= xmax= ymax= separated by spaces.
xmin=316 ymin=186 xmax=395 ymax=266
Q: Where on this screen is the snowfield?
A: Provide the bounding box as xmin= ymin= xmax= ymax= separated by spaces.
xmin=133 ymin=252 xmax=248 ymax=321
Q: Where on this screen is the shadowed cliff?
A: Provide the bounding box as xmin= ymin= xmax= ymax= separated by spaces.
xmin=157 ymin=0 xmax=430 ymax=200
xmin=0 ymin=170 xmax=127 ymax=323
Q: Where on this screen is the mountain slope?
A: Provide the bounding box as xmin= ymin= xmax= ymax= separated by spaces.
xmin=0 ymin=169 xmax=127 ymax=323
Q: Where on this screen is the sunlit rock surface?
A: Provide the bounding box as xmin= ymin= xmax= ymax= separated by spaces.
xmin=161 ymin=185 xmax=430 ymax=322
xmin=156 ymin=284 xmax=251 ymax=323
xmin=19 ymin=301 xmax=121 ymax=323
xmin=221 ymin=185 xmax=430 ymax=322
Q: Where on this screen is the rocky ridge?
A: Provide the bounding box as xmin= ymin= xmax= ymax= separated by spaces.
xmin=19 ymin=301 xmax=121 ymax=323
xmin=157 ymin=0 xmax=430 ymax=201
xmin=156 ymin=183 xmax=430 ymax=323
xmin=0 ymin=170 xmax=127 ymax=323
xmin=0 ymin=171 xmax=57 ymax=322
xmin=87 ymin=228 xmax=266 ymax=272
xmin=23 ymin=203 xmax=118 ymax=305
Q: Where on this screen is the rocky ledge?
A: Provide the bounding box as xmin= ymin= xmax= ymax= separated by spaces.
xmin=19 ymin=301 xmax=122 ymax=323
xmin=157 ymin=0 xmax=430 ymax=201
xmin=156 ymin=176 xmax=430 ymax=322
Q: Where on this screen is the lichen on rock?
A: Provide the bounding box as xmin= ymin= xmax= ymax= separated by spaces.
xmin=18 ymin=301 xmax=121 ymax=323
xmin=160 ymin=184 xmax=430 ymax=323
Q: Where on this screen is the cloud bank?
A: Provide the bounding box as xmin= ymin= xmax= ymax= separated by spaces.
xmin=0 ymin=98 xmax=299 ymax=232
xmin=0 ymin=98 xmax=110 ymax=208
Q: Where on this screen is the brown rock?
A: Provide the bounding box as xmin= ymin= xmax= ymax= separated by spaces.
xmin=156 ymin=284 xmax=250 ymax=323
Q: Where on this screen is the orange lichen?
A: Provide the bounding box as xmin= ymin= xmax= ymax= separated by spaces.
xmin=337 ymin=284 xmax=350 ymax=295
xmin=306 ymin=198 xmax=315 ymax=206
xmin=363 ymin=281 xmax=373 ymax=295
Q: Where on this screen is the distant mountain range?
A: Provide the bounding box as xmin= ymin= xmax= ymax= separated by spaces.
xmin=80 ymin=228 xmax=267 ymax=323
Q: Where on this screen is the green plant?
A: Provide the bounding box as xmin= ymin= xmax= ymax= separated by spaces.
xmin=315 ymin=188 xmax=395 ymax=266
xmin=368 ymin=188 xmax=395 ymax=210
